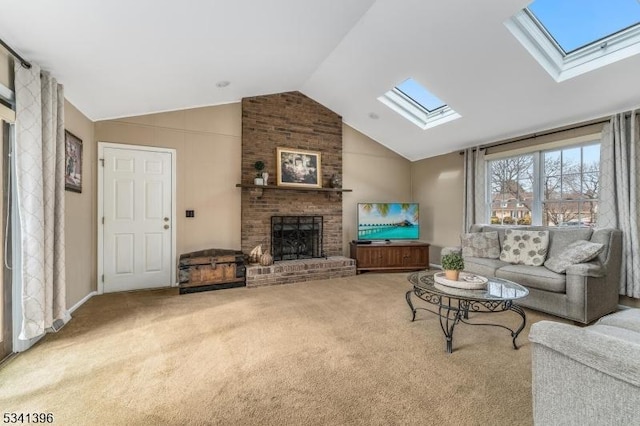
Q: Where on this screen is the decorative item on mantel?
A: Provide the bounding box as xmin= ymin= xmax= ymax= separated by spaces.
xmin=254 ymin=161 xmax=265 ymax=185
xmin=441 ymin=252 xmax=464 ymax=281
xmin=330 ymin=173 xmax=342 ymax=189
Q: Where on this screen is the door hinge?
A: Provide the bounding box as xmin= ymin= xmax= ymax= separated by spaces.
xmin=102 ymin=217 xmax=105 ymax=225
xmin=101 ymin=274 xmax=104 ymax=282
xmin=99 ymin=158 xmax=105 ymax=167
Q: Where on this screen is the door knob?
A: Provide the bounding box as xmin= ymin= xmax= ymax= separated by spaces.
xmin=164 ymin=224 xmax=170 ymax=230
xmin=164 ymin=217 xmax=170 ymax=222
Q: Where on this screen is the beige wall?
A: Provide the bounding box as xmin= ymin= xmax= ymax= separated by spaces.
xmin=342 ymin=125 xmax=412 ymax=253
xmin=411 ymin=152 xmax=464 ymax=263
xmin=0 ymin=47 xmax=12 ymax=89
xmin=65 ymin=100 xmax=95 ymax=309
xmin=95 ymin=104 xmax=243 ymax=257
xmin=96 ymin=112 xmax=409 ymax=258
xmin=0 ymin=48 xmax=14 ymax=123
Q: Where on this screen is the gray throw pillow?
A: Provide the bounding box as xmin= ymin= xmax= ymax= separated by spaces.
xmin=461 ymin=231 xmax=500 ymax=259
xmin=500 ymin=229 xmax=549 ymax=266
xmin=544 ymin=240 xmax=604 ymax=274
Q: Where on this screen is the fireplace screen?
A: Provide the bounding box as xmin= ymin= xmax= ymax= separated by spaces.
xmin=271 ymin=216 xmax=323 ymax=261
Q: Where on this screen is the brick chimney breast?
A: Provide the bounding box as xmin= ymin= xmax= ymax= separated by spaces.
xmin=241 ymin=92 xmax=343 ymax=257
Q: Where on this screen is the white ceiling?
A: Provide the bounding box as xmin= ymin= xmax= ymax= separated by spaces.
xmin=1 ymin=0 xmax=639 ymax=161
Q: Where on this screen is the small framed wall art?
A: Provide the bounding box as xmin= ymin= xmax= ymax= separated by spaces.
xmin=276 ymin=147 xmax=322 ymax=188
xmin=64 ymin=130 xmax=83 ymax=193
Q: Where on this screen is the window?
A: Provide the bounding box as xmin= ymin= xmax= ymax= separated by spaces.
xmin=490 ymin=155 xmax=534 ymax=225
xmin=396 ymin=78 xmax=446 ymax=111
xmin=542 ymin=144 xmax=600 ymax=226
xmin=488 ymin=142 xmax=600 ymax=226
xmin=378 ymin=78 xmax=461 ymax=129
xmin=505 ymin=0 xmax=640 ymax=81
xmin=528 ymin=0 xmax=640 ymax=54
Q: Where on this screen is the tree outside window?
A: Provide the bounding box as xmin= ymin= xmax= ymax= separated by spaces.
xmin=543 ymin=144 xmax=599 ymax=226
xmin=489 ymin=154 xmax=533 ymax=225
xmin=488 ymin=143 xmax=599 ymax=226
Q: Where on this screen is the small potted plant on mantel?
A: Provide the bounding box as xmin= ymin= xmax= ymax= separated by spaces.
xmin=254 ymin=161 xmax=265 ymax=185
xmin=441 ymin=252 xmax=464 ymax=281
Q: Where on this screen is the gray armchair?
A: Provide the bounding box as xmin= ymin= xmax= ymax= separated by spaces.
xmin=529 ymin=309 xmax=640 ymax=425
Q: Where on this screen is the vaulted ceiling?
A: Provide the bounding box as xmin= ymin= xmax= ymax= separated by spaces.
xmin=1 ymin=0 xmax=639 ymax=160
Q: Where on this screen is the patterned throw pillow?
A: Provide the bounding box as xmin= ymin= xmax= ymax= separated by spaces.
xmin=500 ymin=229 xmax=549 ymax=266
xmin=461 ymin=232 xmax=500 ymax=259
xmin=544 ymin=240 xmax=604 ymax=274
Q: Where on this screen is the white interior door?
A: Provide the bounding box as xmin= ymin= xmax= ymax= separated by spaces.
xmin=102 ymin=146 xmax=173 ymax=292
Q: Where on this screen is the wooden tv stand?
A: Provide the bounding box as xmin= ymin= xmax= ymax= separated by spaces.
xmin=349 ymin=241 xmax=430 ymax=273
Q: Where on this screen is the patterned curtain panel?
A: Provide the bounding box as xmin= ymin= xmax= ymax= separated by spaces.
xmin=462 ymin=147 xmax=486 ymax=232
xmin=14 ymin=63 xmax=68 ymax=340
xmin=598 ymin=110 xmax=640 ymax=298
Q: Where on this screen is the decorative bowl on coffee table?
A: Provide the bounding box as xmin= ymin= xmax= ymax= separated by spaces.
xmin=433 ymin=271 xmax=488 ymax=290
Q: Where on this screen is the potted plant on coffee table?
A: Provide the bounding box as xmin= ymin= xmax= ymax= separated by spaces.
xmin=441 ymin=252 xmax=464 ymax=281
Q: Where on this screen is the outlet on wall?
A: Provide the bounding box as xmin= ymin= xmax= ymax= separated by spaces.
xmin=186 ymin=210 xmax=195 ymax=218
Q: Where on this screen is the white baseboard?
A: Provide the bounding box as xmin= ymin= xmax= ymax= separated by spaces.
xmin=68 ymin=291 xmax=97 ymax=314
xmin=14 ymin=334 xmax=44 ymax=353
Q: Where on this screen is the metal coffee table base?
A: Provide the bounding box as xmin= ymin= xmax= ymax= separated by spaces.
xmin=406 ymin=288 xmax=527 ymax=354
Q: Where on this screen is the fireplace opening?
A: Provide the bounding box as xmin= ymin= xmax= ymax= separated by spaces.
xmin=271 ymin=216 xmax=323 ymax=261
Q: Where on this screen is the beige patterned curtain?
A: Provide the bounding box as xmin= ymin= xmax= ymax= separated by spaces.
xmin=462 ymin=147 xmax=486 ymax=232
xmin=14 ymin=62 xmax=68 ymax=340
xmin=597 ymin=110 xmax=640 ymax=298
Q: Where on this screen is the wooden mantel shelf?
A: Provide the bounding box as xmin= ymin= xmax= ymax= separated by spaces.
xmin=235 ymin=183 xmax=353 ymax=193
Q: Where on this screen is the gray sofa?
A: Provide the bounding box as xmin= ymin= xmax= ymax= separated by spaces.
xmin=529 ymin=308 xmax=640 ymax=425
xmin=443 ymin=225 xmax=622 ymax=324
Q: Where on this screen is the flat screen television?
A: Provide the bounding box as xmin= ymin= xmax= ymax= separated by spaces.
xmin=357 ymin=203 xmax=419 ymax=241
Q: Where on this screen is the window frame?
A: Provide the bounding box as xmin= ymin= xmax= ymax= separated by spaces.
xmin=505 ymin=8 xmax=640 ymax=82
xmin=378 ymin=81 xmax=461 ymax=130
xmin=486 ymin=139 xmax=600 ymax=226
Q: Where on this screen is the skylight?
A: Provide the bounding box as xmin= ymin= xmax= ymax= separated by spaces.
xmin=506 ymin=0 xmax=640 ymax=81
xmin=396 ymin=78 xmax=446 ymax=112
xmin=378 ymin=78 xmax=460 ymax=129
xmin=528 ymin=0 xmax=640 ymax=54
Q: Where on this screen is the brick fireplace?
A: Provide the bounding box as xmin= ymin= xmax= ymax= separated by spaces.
xmin=240 ymin=91 xmax=355 ymax=286
xmin=241 ymin=91 xmax=343 ymax=255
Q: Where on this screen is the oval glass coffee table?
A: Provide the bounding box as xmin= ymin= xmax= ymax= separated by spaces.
xmin=407 ymin=270 xmax=529 ymax=354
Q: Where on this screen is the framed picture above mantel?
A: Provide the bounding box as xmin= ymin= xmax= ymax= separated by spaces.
xmin=276 ymin=147 xmax=322 ymax=188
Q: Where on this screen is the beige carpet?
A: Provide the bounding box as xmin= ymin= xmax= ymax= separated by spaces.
xmin=0 ymin=273 xmax=563 ymax=425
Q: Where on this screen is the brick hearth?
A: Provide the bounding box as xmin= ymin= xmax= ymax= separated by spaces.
xmin=245 ymin=257 xmax=355 ymax=288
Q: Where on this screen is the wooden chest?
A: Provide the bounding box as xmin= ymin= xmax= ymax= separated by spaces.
xmin=178 ymin=248 xmax=246 ymax=294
